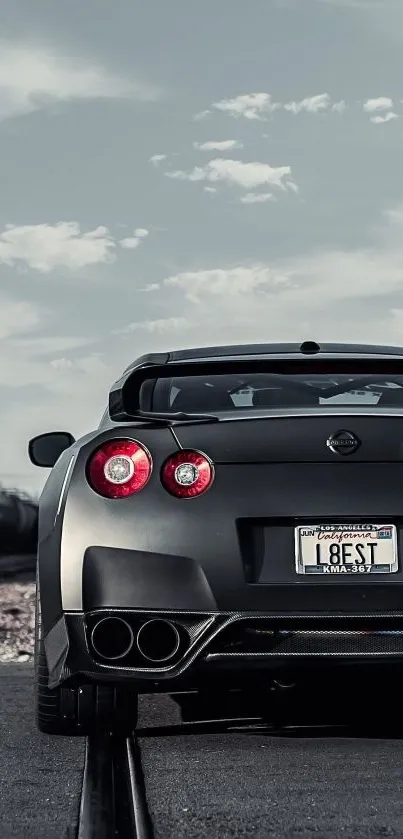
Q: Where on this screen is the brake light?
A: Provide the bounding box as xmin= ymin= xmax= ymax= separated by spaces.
xmin=87 ymin=439 xmax=152 ymax=498
xmin=161 ymin=450 xmax=214 ymax=498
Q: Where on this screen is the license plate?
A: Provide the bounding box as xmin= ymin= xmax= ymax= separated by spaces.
xmin=295 ymin=524 xmax=398 ymax=575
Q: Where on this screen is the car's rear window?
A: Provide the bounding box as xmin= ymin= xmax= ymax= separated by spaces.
xmin=149 ymin=369 xmax=403 ymax=413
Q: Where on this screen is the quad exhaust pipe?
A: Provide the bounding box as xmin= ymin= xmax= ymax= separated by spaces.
xmin=91 ymin=616 xmax=134 ymax=661
xmin=90 ymin=616 xmax=182 ymax=664
xmin=136 ymin=618 xmax=181 ymax=663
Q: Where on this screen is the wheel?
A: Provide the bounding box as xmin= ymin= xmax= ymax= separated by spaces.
xmin=34 ymin=570 xmax=138 ymax=736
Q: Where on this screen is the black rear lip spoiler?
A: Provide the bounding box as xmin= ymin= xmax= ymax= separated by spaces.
xmin=118 ymin=410 xmax=219 ymax=427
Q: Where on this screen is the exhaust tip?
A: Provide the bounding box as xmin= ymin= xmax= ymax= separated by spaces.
xmin=91 ymin=616 xmax=134 ymax=661
xmin=136 ymin=618 xmax=181 ymax=663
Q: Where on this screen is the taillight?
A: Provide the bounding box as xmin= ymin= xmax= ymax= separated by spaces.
xmin=161 ymin=450 xmax=214 ymax=498
xmin=87 ymin=439 xmax=152 ymax=498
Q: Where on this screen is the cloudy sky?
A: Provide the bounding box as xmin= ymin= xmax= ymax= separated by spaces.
xmin=1 ymin=0 xmax=403 ymax=493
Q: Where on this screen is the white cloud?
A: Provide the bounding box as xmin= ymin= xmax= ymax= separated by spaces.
xmin=193 ymin=139 xmax=243 ymax=151
xmin=207 ymin=91 xmax=344 ymax=120
xmin=50 ymin=353 xmax=110 ymax=375
xmin=165 ymin=158 xmax=296 ymax=193
xmin=0 ymin=296 xmax=41 ymax=339
xmin=370 ymin=111 xmax=398 ymax=124
xmin=198 ymin=90 xmax=398 ymax=124
xmin=283 ymin=93 xmax=331 ymax=114
xmin=0 ymin=222 xmax=149 ymax=272
xmin=240 ymin=192 xmax=275 ymax=204
xmin=165 ymin=247 xmax=401 ymax=310
xmin=204 ymin=186 xmax=217 ymax=194
xmin=211 ymin=93 xmax=280 ymax=120
xmin=0 ymin=41 xmax=159 ymax=122
xmin=139 ymin=282 xmax=160 ymax=292
xmin=0 ymin=340 xmax=117 ymax=404
xmin=206 ymin=159 xmax=294 ymax=190
xmin=149 ymin=154 xmax=167 ymax=165
xmin=363 ymin=97 xmax=394 ymax=112
xmin=114 ymin=317 xmax=191 ymax=335
xmin=164 ymin=266 xmax=292 ymax=302
xmin=193 ymin=109 xmax=212 ymax=121
xmin=119 ymin=238 xmax=141 ymax=250
xmin=332 ymin=100 xmax=347 ymax=113
xmin=119 ymin=228 xmax=149 ymax=250
xmin=0 ymin=222 xmax=117 ymax=272
xmin=50 ymin=357 xmax=73 ymax=370
xmin=165 ymin=168 xmax=206 ymax=182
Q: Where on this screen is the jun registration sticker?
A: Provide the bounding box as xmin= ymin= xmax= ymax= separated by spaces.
xmin=295 ymin=524 xmax=398 ymax=575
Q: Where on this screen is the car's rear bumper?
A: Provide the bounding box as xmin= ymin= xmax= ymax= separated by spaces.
xmin=44 ymin=608 xmax=403 ymax=691
xmin=82 ymin=545 xmax=403 ymax=614
xmin=42 ymin=546 xmax=403 ymax=690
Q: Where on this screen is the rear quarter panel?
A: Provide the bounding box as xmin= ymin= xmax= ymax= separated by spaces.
xmin=59 ymin=425 xmax=181 ymax=612
xmin=38 ymin=429 xmax=118 ymax=633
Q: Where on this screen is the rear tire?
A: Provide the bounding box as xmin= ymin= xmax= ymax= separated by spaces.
xmin=34 ymin=571 xmax=138 ymax=736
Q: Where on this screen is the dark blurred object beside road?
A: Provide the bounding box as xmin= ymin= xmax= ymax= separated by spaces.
xmin=0 ymin=488 xmax=38 ymax=581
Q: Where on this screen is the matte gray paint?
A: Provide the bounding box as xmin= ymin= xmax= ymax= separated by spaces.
xmin=36 ymin=344 xmax=403 ymax=692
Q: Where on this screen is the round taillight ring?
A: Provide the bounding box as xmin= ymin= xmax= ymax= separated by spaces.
xmin=161 ymin=449 xmax=214 ymax=498
xmin=87 ymin=438 xmax=152 ymax=498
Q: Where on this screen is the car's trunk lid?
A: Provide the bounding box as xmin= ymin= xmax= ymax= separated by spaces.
xmin=172 ymin=413 xmax=403 ymax=463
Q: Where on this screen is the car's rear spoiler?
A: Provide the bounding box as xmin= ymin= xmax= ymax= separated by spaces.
xmin=109 ymin=357 xmax=314 ymax=422
xmin=109 ymin=358 xmax=258 ymax=423
xmin=108 ymin=355 xmax=403 ymax=423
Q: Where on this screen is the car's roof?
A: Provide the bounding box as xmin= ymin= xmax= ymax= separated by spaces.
xmin=123 ymin=342 xmax=403 ymax=373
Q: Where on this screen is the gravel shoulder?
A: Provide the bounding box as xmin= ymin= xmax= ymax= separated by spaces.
xmin=0 ymin=583 xmax=35 ymax=662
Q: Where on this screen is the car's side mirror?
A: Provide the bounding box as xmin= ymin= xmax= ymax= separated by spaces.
xmin=28 ymin=432 xmax=76 ymax=468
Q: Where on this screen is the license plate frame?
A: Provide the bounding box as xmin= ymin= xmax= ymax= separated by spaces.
xmin=295 ymin=524 xmax=399 ymax=575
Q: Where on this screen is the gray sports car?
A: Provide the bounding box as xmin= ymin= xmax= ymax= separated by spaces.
xmin=29 ymin=341 xmax=403 ymax=735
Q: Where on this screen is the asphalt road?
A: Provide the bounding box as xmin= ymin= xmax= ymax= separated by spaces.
xmin=0 ymin=664 xmax=84 ymax=839
xmin=140 ymin=727 xmax=403 ymax=838
xmin=2 ymin=664 xmax=403 ymax=838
